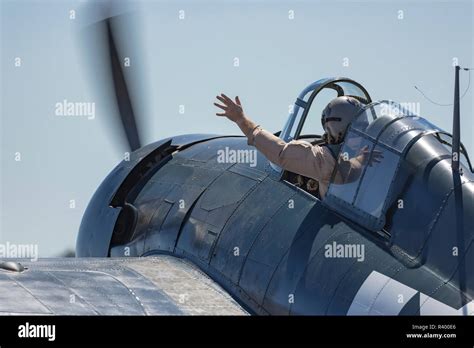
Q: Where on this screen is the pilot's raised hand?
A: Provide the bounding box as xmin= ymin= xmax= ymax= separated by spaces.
xmin=214 ymin=93 xmax=259 ymax=141
xmin=214 ymin=94 xmax=245 ymax=123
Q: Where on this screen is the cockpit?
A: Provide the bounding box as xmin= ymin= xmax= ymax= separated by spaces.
xmin=277 ymin=78 xmax=372 ymax=196
xmin=279 ymin=78 xmax=474 ymax=232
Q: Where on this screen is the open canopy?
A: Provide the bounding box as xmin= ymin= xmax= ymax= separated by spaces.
xmin=280 ymin=77 xmax=372 ymax=142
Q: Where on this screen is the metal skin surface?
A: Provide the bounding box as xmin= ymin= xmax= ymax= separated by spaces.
xmin=81 ymin=129 xmax=473 ymax=315
xmin=74 ymin=78 xmax=474 ymax=316
xmin=76 ymin=134 xmax=235 ymax=257
xmin=3 ymin=78 xmax=472 ymax=316
xmin=0 ymin=256 xmax=247 ymax=315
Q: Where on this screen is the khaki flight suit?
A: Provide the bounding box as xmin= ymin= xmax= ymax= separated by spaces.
xmin=246 ymin=126 xmax=337 ymax=198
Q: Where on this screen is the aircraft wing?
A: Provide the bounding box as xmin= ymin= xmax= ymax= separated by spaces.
xmin=0 ymin=255 xmax=248 ymax=315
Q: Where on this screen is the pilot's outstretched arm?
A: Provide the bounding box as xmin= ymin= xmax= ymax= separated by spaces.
xmin=214 ymin=94 xmax=337 ymax=196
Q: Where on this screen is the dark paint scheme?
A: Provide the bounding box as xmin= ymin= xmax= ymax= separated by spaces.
xmin=77 ymin=131 xmax=474 ymax=315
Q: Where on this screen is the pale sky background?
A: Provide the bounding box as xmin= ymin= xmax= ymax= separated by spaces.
xmin=1 ymin=0 xmax=473 ymax=256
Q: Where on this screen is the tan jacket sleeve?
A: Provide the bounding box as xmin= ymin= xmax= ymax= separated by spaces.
xmin=247 ymin=127 xmax=336 ymax=197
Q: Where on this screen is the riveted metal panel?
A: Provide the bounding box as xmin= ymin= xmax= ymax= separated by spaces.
xmin=210 ymin=178 xmax=295 ymax=284
xmin=262 ymin=204 xmax=344 ymax=314
xmin=176 ymin=171 xmax=258 ymax=262
xmin=143 ymin=184 xmax=207 ymax=253
xmin=0 ymin=256 xmax=247 ymax=315
xmin=238 ymin=192 xmax=316 ymax=305
xmin=290 ymin=231 xmax=364 ymax=315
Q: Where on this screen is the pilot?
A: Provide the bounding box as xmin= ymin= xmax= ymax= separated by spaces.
xmin=214 ymin=94 xmax=376 ymax=198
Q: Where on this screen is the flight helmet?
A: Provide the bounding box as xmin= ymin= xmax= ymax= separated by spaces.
xmin=321 ymin=96 xmax=364 ymax=144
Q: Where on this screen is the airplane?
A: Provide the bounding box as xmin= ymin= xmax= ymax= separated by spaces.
xmin=0 ymin=15 xmax=473 ymax=316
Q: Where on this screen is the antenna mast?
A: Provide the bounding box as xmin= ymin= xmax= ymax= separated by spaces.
xmin=452 ymin=65 xmax=461 ymax=172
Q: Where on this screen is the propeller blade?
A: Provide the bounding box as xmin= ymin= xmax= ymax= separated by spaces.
xmin=106 ymin=18 xmax=141 ymax=152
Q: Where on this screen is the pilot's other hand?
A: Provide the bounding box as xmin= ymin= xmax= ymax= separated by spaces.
xmin=357 ymin=145 xmax=384 ymax=166
xmin=214 ymin=94 xmax=245 ymax=123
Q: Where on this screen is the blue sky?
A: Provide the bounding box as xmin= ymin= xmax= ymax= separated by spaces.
xmin=1 ymin=0 xmax=473 ymax=256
